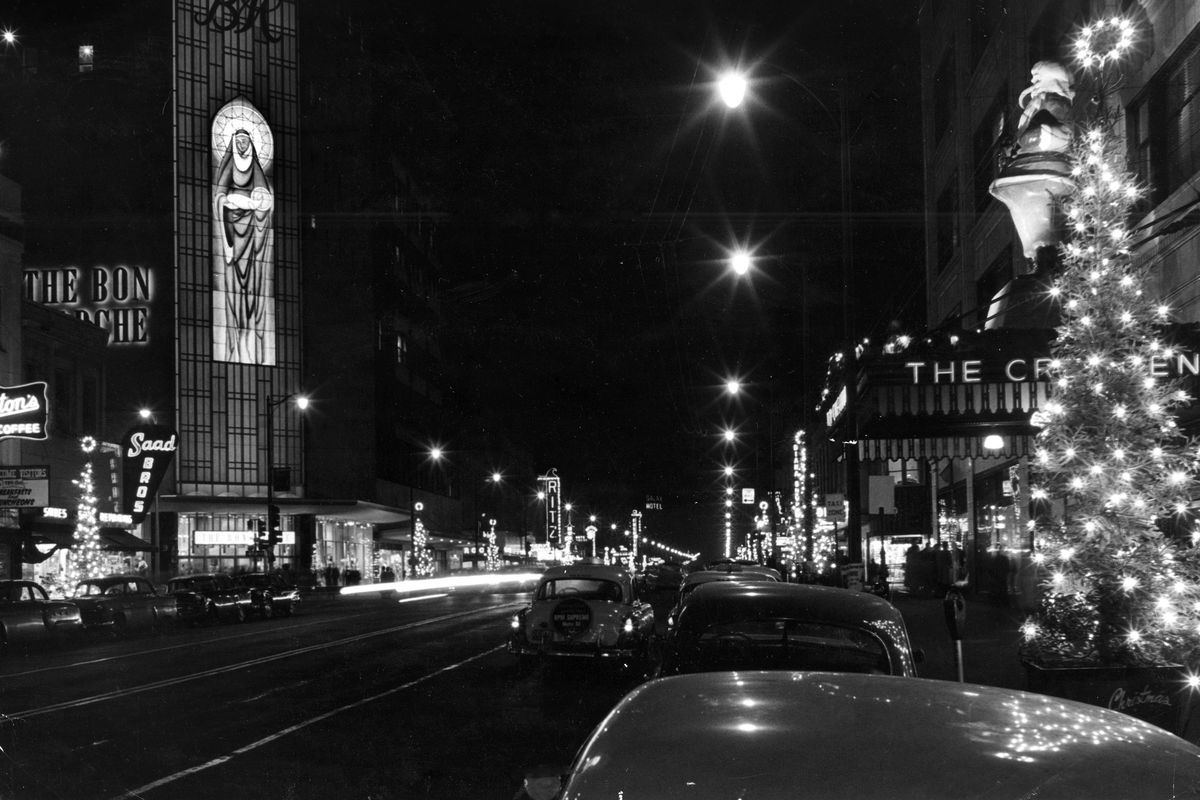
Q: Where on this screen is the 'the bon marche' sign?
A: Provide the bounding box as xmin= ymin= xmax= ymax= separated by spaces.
xmin=0 ymin=382 xmax=49 ymax=441
xmin=0 ymin=466 xmax=49 ymax=508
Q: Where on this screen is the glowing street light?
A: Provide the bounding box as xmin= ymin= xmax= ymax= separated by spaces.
xmin=723 ymin=428 xmax=737 ymax=442
xmin=2 ymin=29 xmax=16 ymax=47
xmin=726 ymin=379 xmax=741 ymax=396
xmin=717 ymin=70 xmax=747 ymax=109
xmin=729 ymin=249 xmax=752 ymax=276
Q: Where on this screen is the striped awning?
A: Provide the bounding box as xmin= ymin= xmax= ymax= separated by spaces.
xmin=859 ymin=433 xmax=1033 ymax=461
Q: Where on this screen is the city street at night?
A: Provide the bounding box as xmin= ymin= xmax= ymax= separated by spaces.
xmin=8 ymin=1 xmax=1200 ymax=797
xmin=0 ymin=584 xmax=644 ymax=799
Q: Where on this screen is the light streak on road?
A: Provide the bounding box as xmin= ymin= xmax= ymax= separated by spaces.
xmin=397 ymin=593 xmax=448 ymax=603
xmin=339 ymin=572 xmax=541 ymax=597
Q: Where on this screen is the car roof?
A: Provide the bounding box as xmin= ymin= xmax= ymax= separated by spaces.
xmin=539 ymin=565 xmax=631 ymax=583
xmin=682 ymin=570 xmax=776 ymax=587
xmin=560 ymin=671 xmax=1200 ymax=799
xmin=676 ymin=581 xmax=905 ymax=629
xmin=78 ymin=575 xmax=144 ymax=583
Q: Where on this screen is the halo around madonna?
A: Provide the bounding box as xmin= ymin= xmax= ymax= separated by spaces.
xmin=211 ymin=98 xmax=274 ymax=173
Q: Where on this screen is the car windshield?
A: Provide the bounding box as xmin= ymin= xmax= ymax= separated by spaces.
xmin=537 ymin=578 xmax=623 ymax=603
xmin=673 ymin=618 xmax=891 ymax=675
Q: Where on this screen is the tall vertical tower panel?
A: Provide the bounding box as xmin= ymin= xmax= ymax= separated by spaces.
xmin=173 ymin=1 xmax=301 ymax=496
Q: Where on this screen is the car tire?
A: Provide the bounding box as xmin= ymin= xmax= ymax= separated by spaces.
xmin=112 ymin=614 xmax=128 ymax=638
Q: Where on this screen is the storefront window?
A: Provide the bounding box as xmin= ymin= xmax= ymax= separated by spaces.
xmin=314 ymin=519 xmax=372 ymax=587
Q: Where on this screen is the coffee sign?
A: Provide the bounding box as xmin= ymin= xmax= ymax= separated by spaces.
xmin=0 ymin=382 xmax=49 ymax=441
xmin=120 ymin=424 xmax=178 ymax=524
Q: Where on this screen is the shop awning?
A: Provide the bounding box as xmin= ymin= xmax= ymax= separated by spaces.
xmin=99 ymin=528 xmax=155 ymax=551
xmin=158 ymin=495 xmax=409 ymax=525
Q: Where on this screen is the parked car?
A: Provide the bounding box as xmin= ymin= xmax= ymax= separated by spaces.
xmin=703 ymin=558 xmax=783 ymax=581
xmin=0 ymin=579 xmax=83 ymax=647
xmin=167 ymin=573 xmax=253 ymax=623
xmin=521 ymin=671 xmax=1200 ymax=799
xmin=656 ymin=581 xmax=920 ymax=677
xmin=664 ymin=567 xmax=778 ymax=628
xmin=508 ymin=564 xmax=656 ymax=669
xmin=643 ymin=560 xmax=686 ymax=592
xmin=232 ymin=572 xmax=300 ymax=617
xmin=72 ymin=575 xmax=178 ymax=635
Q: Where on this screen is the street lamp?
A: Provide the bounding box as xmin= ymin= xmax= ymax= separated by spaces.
xmin=264 ymin=392 xmax=308 ymax=569
xmin=729 ymin=249 xmax=752 ymax=276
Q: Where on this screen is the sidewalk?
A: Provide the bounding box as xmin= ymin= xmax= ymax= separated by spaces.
xmin=891 ymin=590 xmax=1029 ymax=690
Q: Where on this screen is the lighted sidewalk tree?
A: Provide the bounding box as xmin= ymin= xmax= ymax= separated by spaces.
xmin=1022 ymin=20 xmax=1200 ymax=669
xmin=412 ymin=516 xmax=434 ymax=577
xmin=67 ymin=436 xmax=107 ymax=584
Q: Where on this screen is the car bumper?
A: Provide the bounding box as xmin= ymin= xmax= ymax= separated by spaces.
xmin=508 ymin=635 xmax=641 ymax=660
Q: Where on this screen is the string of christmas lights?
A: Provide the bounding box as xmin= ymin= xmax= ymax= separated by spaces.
xmin=68 ymin=436 xmax=105 ymax=584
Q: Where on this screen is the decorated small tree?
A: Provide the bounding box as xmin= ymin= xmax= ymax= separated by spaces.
xmin=1021 ymin=19 xmax=1200 ymax=669
xmin=412 ymin=516 xmax=435 ymax=577
xmin=66 ymin=436 xmax=107 ymax=584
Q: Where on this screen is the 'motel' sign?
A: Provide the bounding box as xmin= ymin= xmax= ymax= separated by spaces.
xmin=120 ymin=424 xmax=178 ymax=524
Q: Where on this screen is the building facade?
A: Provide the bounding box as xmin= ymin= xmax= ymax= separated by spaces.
xmin=0 ymin=1 xmax=479 ymax=588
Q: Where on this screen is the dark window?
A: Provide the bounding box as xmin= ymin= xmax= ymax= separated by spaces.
xmin=936 ymin=174 xmax=959 ymax=273
xmin=973 ymin=90 xmax=1008 ymax=211
xmin=976 ymin=245 xmax=1013 ymax=327
xmin=52 ymin=368 xmax=72 ymax=436
xmin=1165 ymin=43 xmax=1200 ymax=196
xmin=933 ymin=51 xmax=956 ymax=144
xmin=81 ymin=375 xmax=98 ymax=434
xmin=1126 ymin=29 xmax=1200 ymax=206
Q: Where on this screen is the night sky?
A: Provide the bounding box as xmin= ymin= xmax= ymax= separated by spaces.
xmin=3 ymin=1 xmax=927 ymax=548
xmin=382 ymin=2 xmax=927 ymax=509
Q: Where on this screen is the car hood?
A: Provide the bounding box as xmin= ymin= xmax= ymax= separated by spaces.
xmin=561 ymin=672 xmax=1200 ymax=799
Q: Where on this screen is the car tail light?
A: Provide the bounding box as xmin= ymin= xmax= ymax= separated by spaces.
xmin=623 ymin=617 xmax=634 ymax=634
xmin=511 ymin=614 xmax=521 ymax=630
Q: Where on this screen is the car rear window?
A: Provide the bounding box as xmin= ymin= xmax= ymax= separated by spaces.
xmin=676 ymin=618 xmax=891 ymax=675
xmin=537 ymin=579 xmax=623 ymax=602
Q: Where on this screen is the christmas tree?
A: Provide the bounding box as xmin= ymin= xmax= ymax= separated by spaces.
xmin=412 ymin=516 xmax=434 ymax=577
xmin=67 ymin=436 xmax=107 ymax=584
xmin=1022 ymin=67 xmax=1200 ymax=668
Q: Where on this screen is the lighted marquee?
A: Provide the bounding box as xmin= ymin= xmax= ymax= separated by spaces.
xmin=211 ymin=97 xmax=277 ymax=365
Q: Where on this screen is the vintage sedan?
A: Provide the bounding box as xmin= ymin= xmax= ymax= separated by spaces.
xmin=508 ymin=564 xmax=656 ymax=668
xmin=72 ymin=575 xmax=178 ymax=635
xmin=521 ymin=671 xmax=1200 ymax=799
xmin=167 ymin=573 xmax=254 ymax=623
xmin=0 ymin=579 xmax=83 ymax=647
xmin=664 ymin=567 xmax=779 ymax=628
xmin=232 ymin=572 xmax=300 ymax=617
xmin=657 ymin=582 xmax=919 ymax=677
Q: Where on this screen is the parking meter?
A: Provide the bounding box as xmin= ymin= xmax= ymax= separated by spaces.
xmin=943 ymin=588 xmax=966 ymax=682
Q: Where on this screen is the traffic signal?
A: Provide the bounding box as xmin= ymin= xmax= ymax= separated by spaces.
xmin=267 ymin=504 xmax=281 ymax=546
xmin=254 ymin=519 xmax=268 ymax=547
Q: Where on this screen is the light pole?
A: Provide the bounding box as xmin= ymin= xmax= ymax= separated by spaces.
xmin=724 ymin=377 xmax=778 ymax=562
xmin=264 ymin=393 xmax=308 ymax=570
xmin=722 ymin=65 xmax=859 ymax=564
xmin=409 ymin=447 xmax=441 ymax=577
